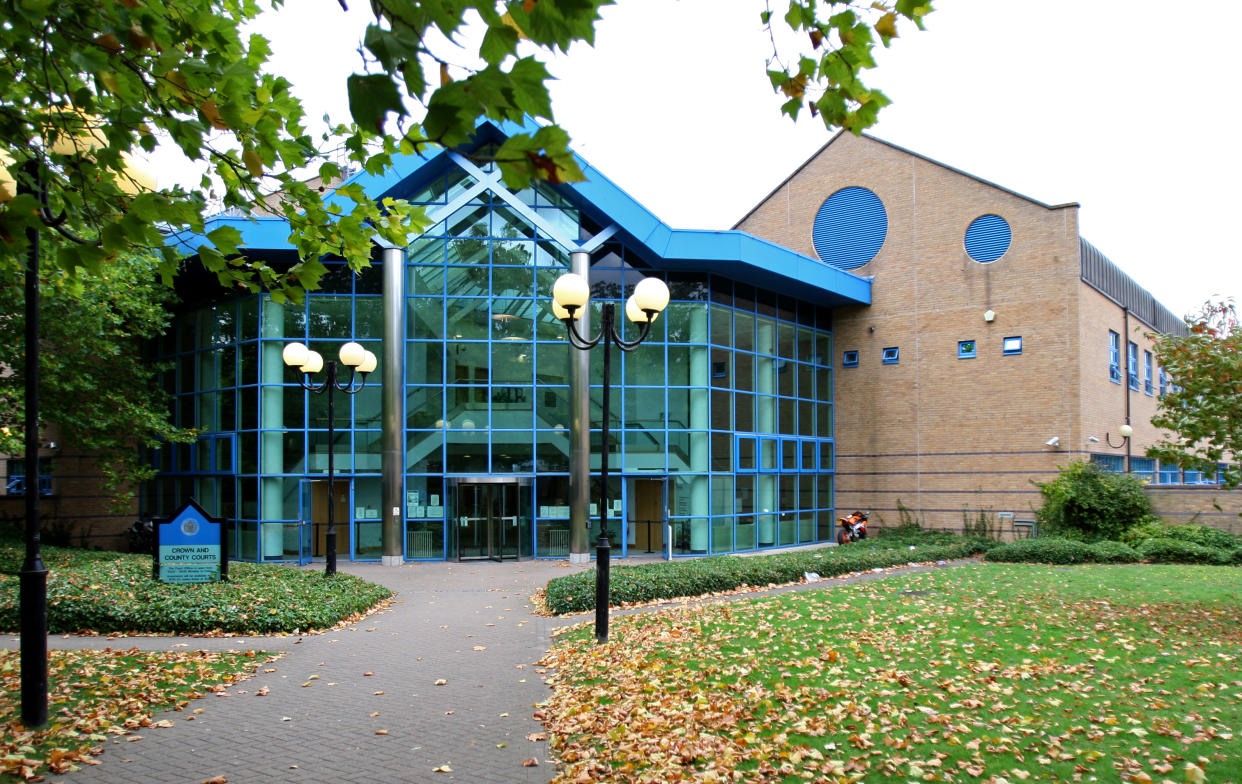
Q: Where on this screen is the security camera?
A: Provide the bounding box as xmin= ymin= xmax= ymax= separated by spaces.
xmin=1044 ymin=437 xmax=1060 ymax=447
xmin=1087 ymin=435 xmax=1100 ymax=443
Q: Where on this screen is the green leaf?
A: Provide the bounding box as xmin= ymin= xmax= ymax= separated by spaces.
xmin=346 ymin=73 xmax=405 ymax=133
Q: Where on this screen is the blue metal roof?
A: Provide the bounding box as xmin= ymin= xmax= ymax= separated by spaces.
xmin=167 ymin=119 xmax=870 ymax=308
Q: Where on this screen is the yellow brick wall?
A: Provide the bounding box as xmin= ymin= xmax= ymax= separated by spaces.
xmin=737 ymin=132 xmax=1216 ymax=533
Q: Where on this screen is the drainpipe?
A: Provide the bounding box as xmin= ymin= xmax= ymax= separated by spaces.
xmin=1123 ymin=306 xmax=1131 ymax=474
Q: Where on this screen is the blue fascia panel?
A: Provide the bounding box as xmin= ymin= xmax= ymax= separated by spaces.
xmin=165 ymin=118 xmax=871 ymax=307
xmin=165 ymin=217 xmax=296 ymax=256
xmin=566 ymin=157 xmax=869 ymax=306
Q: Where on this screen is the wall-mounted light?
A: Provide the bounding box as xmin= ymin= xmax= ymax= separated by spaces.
xmin=983 ymin=309 xmax=996 ymax=323
xmin=1106 ymin=423 xmax=1133 ymax=448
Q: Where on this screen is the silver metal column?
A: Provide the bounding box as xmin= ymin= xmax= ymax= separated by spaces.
xmin=381 ymin=246 xmax=406 ymax=565
xmin=568 ymin=250 xmax=591 ymax=563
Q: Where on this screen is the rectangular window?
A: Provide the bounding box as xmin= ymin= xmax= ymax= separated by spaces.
xmin=1108 ymin=330 xmax=1121 ymax=383
xmin=1157 ymin=462 xmax=1180 ymax=485
xmin=1002 ymin=336 xmax=1023 ymax=355
xmin=958 ymin=340 xmax=976 ymax=359
xmin=881 ymin=347 xmax=899 ymax=364
xmin=1090 ymin=453 xmax=1124 ymax=474
xmin=1130 ymin=457 xmax=1156 ymax=484
xmin=1143 ymin=350 xmax=1153 ymax=395
xmin=842 ymin=350 xmax=859 ymax=368
xmin=4 ymin=459 xmax=53 ymax=497
xmin=1127 ymin=341 xmax=1139 ymax=390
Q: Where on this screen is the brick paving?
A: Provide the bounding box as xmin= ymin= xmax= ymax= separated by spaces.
xmin=16 ymin=556 xmax=977 ymax=784
xmin=27 ymin=559 xmax=593 ymax=784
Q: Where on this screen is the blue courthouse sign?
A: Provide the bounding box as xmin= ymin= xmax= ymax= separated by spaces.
xmin=153 ymin=499 xmax=228 ymax=583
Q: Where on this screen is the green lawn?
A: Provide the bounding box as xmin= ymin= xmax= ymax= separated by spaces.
xmin=539 ymin=563 xmax=1242 ymax=783
xmin=1 ymin=648 xmax=274 ymax=781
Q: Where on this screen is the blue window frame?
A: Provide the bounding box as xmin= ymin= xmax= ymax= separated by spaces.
xmin=4 ymin=459 xmax=52 ymax=496
xmin=1157 ymin=462 xmax=1180 ymax=485
xmin=1159 ymin=367 xmax=1168 ymax=396
xmin=1108 ymin=330 xmax=1121 ymax=383
xmin=1130 ymin=457 xmax=1156 ymax=483
xmin=958 ymin=340 xmax=976 ymax=359
xmin=842 ymin=350 xmax=859 ymax=368
xmin=1127 ymin=341 xmax=1139 ymax=390
xmin=1143 ymin=350 xmax=1153 ymax=395
xmin=1002 ymin=336 xmax=1022 ymax=355
xmin=1091 ymin=454 xmax=1124 ymax=473
xmin=881 ymin=347 xmax=899 ymax=364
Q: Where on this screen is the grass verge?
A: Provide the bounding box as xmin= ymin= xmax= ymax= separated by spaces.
xmin=539 ymin=563 xmax=1242 ymax=783
xmin=0 ymin=543 xmax=392 ymax=635
xmin=1 ymin=648 xmax=274 ymax=782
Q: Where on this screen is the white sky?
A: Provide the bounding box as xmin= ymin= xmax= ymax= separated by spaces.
xmin=181 ymin=0 xmax=1242 ymax=320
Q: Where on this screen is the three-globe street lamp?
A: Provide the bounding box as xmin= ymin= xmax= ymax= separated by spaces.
xmin=551 ymin=272 xmax=670 ymax=643
xmin=283 ymin=341 xmax=377 ymax=576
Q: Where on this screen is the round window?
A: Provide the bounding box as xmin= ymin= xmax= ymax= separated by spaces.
xmin=964 ymin=214 xmax=1012 ymax=263
xmin=811 ymin=186 xmax=887 ymax=270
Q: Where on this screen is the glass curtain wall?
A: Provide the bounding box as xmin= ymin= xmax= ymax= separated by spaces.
xmin=146 ymin=161 xmax=837 ymax=561
xmin=145 ymin=263 xmax=385 ymax=561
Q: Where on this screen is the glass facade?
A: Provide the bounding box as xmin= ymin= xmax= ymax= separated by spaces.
xmin=146 ymin=165 xmax=836 ymax=561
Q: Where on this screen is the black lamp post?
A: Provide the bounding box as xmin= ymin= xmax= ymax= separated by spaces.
xmin=283 ymin=341 xmax=377 ymax=575
xmin=18 ymin=160 xmax=48 ymax=729
xmin=551 ymin=272 xmax=669 ymax=643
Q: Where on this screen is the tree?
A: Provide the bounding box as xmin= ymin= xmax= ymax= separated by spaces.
xmin=1149 ymin=300 xmax=1242 ymax=489
xmin=0 ymin=256 xmax=194 ymax=509
xmin=0 ymin=1 xmax=932 ymax=292
xmin=0 ymin=0 xmax=932 ymax=452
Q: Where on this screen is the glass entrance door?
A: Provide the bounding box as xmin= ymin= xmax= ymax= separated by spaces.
xmin=454 ymin=481 xmax=522 ymax=561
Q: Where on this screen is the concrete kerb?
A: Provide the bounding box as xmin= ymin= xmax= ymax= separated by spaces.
xmin=18 ymin=556 xmax=980 ymax=784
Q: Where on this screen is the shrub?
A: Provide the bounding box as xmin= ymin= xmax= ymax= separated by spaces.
xmin=1088 ymin=540 xmax=1141 ymax=564
xmin=0 ymin=544 xmax=393 ymax=634
xmin=543 ymin=539 xmax=988 ymax=615
xmin=1120 ymin=520 xmax=1171 ymax=546
xmin=1035 ymin=461 xmax=1154 ymax=542
xmin=983 ymin=537 xmax=1096 ymax=565
xmin=1134 ymin=538 xmax=1234 ymax=565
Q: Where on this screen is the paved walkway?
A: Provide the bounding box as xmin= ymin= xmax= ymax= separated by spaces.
xmin=17 ymin=557 xmax=975 ymax=784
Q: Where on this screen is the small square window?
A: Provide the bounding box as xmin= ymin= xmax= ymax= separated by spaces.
xmin=881 ymin=347 xmax=899 ymax=364
xmin=958 ymin=340 xmax=976 ymax=359
xmin=1002 ymin=336 xmax=1023 ymax=355
xmin=842 ymin=350 xmax=859 ymax=368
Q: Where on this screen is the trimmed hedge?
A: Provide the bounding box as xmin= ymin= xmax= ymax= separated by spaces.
xmin=1087 ymin=540 xmax=1141 ymax=564
xmin=984 ymin=535 xmax=1241 ymax=567
xmin=543 ymin=539 xmax=987 ymax=615
xmin=985 ymin=538 xmax=1097 ymax=565
xmin=1134 ymin=538 xmax=1236 ymax=565
xmin=1123 ymin=522 xmax=1242 ymax=551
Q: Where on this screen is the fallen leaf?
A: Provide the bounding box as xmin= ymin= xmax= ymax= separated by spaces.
xmin=375 ymin=730 xmax=388 ymax=736
xmin=523 ymin=758 xmax=539 ymax=767
xmin=433 ymin=764 xmax=452 ymax=773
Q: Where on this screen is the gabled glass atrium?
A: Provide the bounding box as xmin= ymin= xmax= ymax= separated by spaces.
xmin=150 ymin=145 xmax=846 ymax=562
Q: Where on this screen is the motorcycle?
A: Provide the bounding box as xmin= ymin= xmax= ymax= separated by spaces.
xmin=836 ymin=511 xmax=868 ymax=545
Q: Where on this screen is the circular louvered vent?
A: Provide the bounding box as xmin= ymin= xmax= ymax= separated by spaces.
xmin=964 ymin=214 xmax=1012 ymax=263
xmin=811 ymin=186 xmax=887 ymax=270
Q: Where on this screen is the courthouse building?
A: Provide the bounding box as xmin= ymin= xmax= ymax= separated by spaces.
xmin=12 ymin=121 xmax=1228 ymax=558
